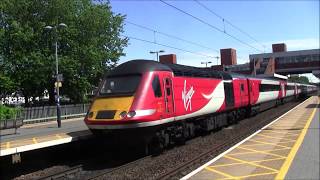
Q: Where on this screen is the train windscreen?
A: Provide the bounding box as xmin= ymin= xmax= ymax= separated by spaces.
xmin=99 ymin=75 xmax=141 ymax=96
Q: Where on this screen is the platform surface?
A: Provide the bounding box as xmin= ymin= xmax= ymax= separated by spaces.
xmin=0 ymin=118 xmax=91 ymax=156
xmin=183 ymin=96 xmax=319 ymax=180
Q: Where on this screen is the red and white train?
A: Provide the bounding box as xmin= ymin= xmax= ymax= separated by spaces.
xmin=84 ymin=60 xmax=317 ymax=149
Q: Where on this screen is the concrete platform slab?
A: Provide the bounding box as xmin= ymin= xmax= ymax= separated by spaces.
xmin=0 ymin=118 xmax=92 ymax=156
xmin=182 ymin=96 xmax=319 ymax=180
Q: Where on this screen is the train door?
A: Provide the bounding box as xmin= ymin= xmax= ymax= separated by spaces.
xmin=224 ymin=80 xmax=234 ymax=108
xmin=248 ymin=80 xmax=255 ymax=105
xmin=163 ymin=77 xmax=174 ymax=117
xmin=239 ymin=81 xmax=245 ymax=106
xmin=280 ymin=82 xmax=285 ymax=98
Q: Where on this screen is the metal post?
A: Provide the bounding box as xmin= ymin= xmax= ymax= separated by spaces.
xmin=55 ymin=38 xmax=61 ymax=128
xmin=156 ymin=52 xmax=159 ymax=62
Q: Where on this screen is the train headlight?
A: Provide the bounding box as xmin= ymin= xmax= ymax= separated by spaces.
xmin=127 ymin=111 xmax=136 ymax=118
xmin=119 ymin=111 xmax=127 ymax=118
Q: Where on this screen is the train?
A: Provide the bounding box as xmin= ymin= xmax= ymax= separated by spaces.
xmin=84 ymin=60 xmax=317 ymax=152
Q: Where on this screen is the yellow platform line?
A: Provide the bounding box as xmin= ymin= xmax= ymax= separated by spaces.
xmin=32 ymin=138 xmax=38 ymax=144
xmin=209 ymin=162 xmax=244 ymax=168
xmin=260 ymin=133 xmax=300 ymax=139
xmin=251 ymin=157 xmax=286 ymax=163
xmin=56 ymin=134 xmax=63 ymax=139
xmin=239 ymin=143 xmax=291 ymax=149
xmin=262 ymin=130 xmax=300 ymax=136
xmin=248 ymin=139 xmax=291 ymax=149
xmin=253 ymin=137 xmax=296 ymax=144
xmin=205 ymin=166 xmax=237 ymax=179
xmin=237 ymin=146 xmax=287 ymax=158
xmin=275 ymin=100 xmax=318 ymax=179
xmin=241 ymin=142 xmax=290 ymax=149
xmin=224 ymin=155 xmax=279 ymax=172
xmin=256 ymin=133 xmax=297 ymax=142
xmin=6 ymin=142 xmax=10 ymax=149
xmin=228 ymin=147 xmax=289 ymax=156
xmin=219 ymin=172 xmax=277 ymax=180
xmin=209 ymin=157 xmax=285 ymax=168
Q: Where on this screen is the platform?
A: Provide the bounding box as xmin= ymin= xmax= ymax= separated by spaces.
xmin=0 ymin=118 xmax=92 ymax=156
xmin=182 ymin=96 xmax=319 ymax=180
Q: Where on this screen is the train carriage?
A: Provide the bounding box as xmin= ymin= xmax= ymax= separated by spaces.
xmin=84 ymin=60 xmax=316 ymax=151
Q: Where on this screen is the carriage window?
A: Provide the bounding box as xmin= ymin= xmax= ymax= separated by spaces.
xmin=241 ymin=84 xmax=245 ymax=91
xmin=152 ymin=75 xmax=162 ymax=97
xmin=165 ymin=78 xmax=170 ymax=85
xmin=259 ymin=84 xmax=280 ymax=92
xmin=166 ymin=87 xmax=171 ymax=96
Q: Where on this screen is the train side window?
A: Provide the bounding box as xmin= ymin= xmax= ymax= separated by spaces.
xmin=166 ymin=87 xmax=171 ymax=96
xmin=241 ymin=84 xmax=244 ymax=91
xmin=165 ymin=78 xmax=170 ymax=85
xmin=152 ymin=75 xmax=162 ymax=97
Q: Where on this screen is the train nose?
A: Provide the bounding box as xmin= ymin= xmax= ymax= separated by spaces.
xmin=86 ymin=96 xmax=134 ymax=121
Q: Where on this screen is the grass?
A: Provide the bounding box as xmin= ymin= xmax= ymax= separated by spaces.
xmin=0 ymin=105 xmax=21 ymax=120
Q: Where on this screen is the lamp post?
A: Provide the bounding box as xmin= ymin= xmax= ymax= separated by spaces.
xmin=44 ymin=23 xmax=67 ymax=128
xmin=150 ymin=50 xmax=165 ymax=61
xmin=201 ymin=61 xmax=212 ymax=67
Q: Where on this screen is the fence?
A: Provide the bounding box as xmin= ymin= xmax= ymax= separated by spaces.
xmin=22 ymin=104 xmax=90 ymax=124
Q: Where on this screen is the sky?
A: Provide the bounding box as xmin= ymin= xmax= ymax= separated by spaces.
xmin=108 ymin=0 xmax=319 ymax=82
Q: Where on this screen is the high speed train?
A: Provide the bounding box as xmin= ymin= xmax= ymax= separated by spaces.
xmin=84 ymin=60 xmax=317 ymax=151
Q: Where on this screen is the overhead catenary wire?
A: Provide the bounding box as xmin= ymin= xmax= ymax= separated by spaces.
xmin=193 ymin=0 xmax=266 ymax=50
xmin=122 ymin=35 xmax=217 ymax=59
xmin=160 ymin=0 xmax=264 ymax=53
xmin=125 ymin=20 xmax=220 ymax=54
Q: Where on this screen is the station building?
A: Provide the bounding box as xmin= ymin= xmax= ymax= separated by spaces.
xmin=213 ymin=43 xmax=320 ymax=79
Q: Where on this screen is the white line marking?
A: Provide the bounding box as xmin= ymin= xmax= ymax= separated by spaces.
xmin=181 ymin=97 xmax=310 ymax=180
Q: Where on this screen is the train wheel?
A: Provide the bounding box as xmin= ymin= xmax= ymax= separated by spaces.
xmin=148 ymin=133 xmax=165 ymax=155
xmin=90 ymin=129 xmax=104 ymax=137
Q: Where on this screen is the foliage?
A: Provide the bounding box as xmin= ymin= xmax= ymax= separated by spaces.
xmin=0 ymin=105 xmax=21 ymax=120
xmin=289 ymin=75 xmax=310 ymax=84
xmin=0 ymin=0 xmax=128 ymax=104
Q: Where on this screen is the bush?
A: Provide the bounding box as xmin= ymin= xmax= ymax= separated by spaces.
xmin=0 ymin=105 xmax=21 ymax=120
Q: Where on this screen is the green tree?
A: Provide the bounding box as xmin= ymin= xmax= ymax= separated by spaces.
xmin=0 ymin=0 xmax=128 ymax=105
xmin=289 ymin=75 xmax=310 ymax=84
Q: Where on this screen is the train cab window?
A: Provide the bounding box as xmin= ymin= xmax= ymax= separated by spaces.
xmin=99 ymin=75 xmax=141 ymax=95
xmin=152 ymin=75 xmax=162 ymax=97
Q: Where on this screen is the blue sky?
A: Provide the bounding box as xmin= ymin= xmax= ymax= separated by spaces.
xmin=109 ymin=0 xmax=319 ymax=82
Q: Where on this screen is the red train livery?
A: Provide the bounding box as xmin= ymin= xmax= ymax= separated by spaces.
xmin=84 ymin=60 xmax=316 ymax=149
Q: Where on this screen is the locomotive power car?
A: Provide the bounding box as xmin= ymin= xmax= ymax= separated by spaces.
xmin=84 ymin=60 xmax=317 ymax=151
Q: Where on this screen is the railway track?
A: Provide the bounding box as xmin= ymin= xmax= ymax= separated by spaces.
xmin=5 ymin=99 xmax=303 ymax=180
xmin=39 ymin=155 xmax=152 ymax=180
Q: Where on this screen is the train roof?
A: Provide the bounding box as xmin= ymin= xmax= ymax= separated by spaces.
xmin=108 ymin=60 xmax=313 ymax=84
xmin=107 ymin=60 xmax=171 ymax=77
xmin=108 ymin=60 xmax=235 ymax=80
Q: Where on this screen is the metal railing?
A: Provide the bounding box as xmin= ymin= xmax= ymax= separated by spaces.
xmin=0 ymin=104 xmax=90 ymax=130
xmin=22 ymin=104 xmax=90 ymax=124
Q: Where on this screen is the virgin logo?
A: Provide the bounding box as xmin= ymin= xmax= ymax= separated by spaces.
xmin=182 ymin=80 xmax=195 ymax=111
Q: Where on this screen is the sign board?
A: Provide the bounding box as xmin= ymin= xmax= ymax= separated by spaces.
xmin=55 ymin=82 xmax=62 ymax=88
xmin=56 ymin=74 xmax=63 ymax=82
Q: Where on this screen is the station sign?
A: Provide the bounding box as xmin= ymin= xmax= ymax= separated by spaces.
xmin=55 ymin=81 xmax=62 ymax=88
